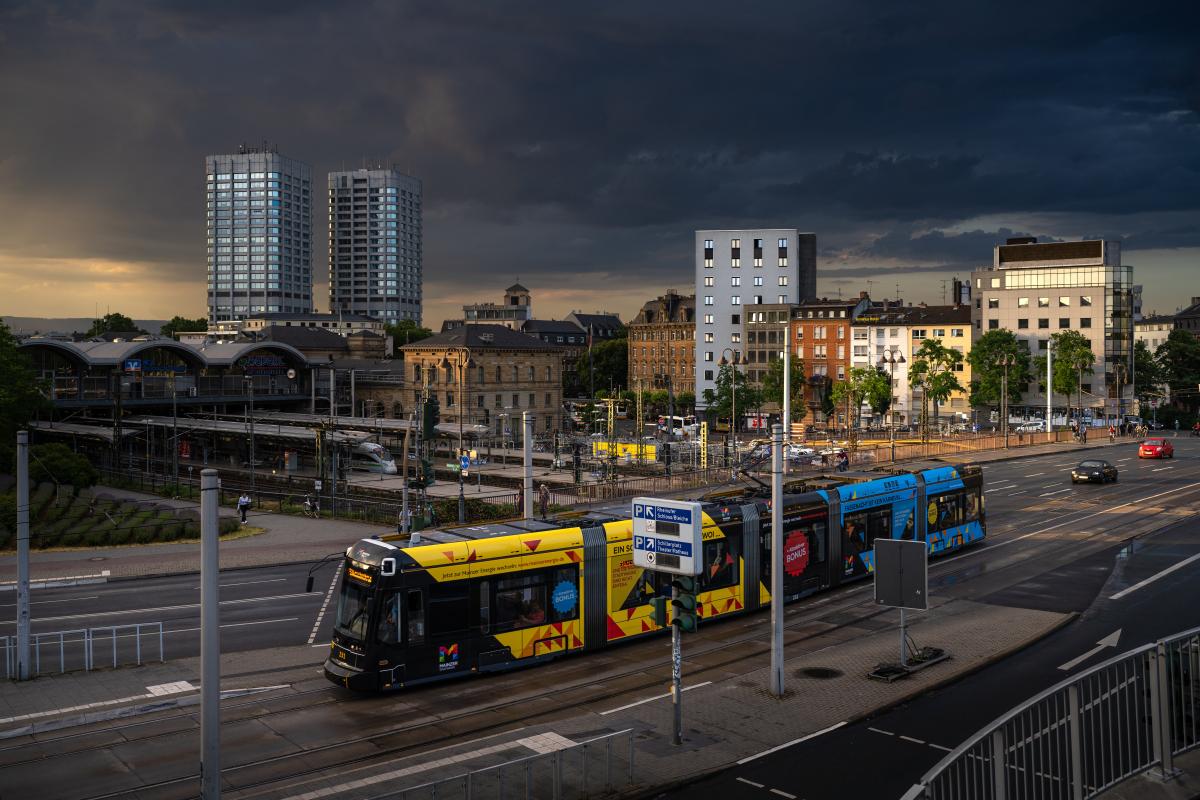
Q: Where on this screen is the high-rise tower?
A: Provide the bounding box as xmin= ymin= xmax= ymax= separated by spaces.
xmin=328 ymin=168 xmax=423 ymax=324
xmin=205 ymin=145 xmax=312 ymax=322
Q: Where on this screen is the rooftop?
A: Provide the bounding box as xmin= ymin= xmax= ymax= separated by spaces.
xmin=400 ymin=324 xmax=559 ymax=351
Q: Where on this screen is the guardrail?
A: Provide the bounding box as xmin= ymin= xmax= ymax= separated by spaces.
xmin=904 ymin=625 xmax=1200 ymax=799
xmin=381 ymin=728 xmax=635 ymax=800
xmin=2 ymin=623 xmax=164 ymax=679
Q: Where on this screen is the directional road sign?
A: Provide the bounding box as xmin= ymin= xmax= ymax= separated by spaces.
xmin=459 ymin=454 xmax=470 ymax=477
xmin=632 ymin=497 xmax=703 ymax=576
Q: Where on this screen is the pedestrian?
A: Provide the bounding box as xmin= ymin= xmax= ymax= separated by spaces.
xmin=237 ymin=492 xmax=251 ymax=524
xmin=398 ymin=505 xmax=412 ymax=535
xmin=428 ymin=502 xmax=438 ymax=527
xmin=538 ymin=483 xmax=550 ymax=519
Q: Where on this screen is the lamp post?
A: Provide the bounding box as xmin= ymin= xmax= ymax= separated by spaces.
xmin=997 ymin=352 xmax=1016 ymax=447
xmin=171 ymin=370 xmax=179 ymax=487
xmin=1114 ymin=362 xmax=1127 ymax=432
xmin=1073 ymin=356 xmax=1088 ymax=441
xmin=718 ymin=348 xmax=742 ymax=477
xmin=440 ymin=346 xmax=475 ymax=523
xmin=877 ymin=349 xmax=906 ymax=462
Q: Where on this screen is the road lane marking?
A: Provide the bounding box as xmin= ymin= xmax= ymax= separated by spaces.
xmin=192 ymin=578 xmax=288 ymax=589
xmin=168 ymin=617 xmax=299 ymax=635
xmin=1110 ymin=552 xmax=1200 ymax=600
xmin=770 ymin=790 xmax=797 ymax=799
xmin=1117 ymin=458 xmax=1131 ymax=462
xmin=1057 ymin=630 xmax=1122 ymax=671
xmin=737 ymin=778 xmax=765 ymax=788
xmin=929 ymin=742 xmax=953 ymax=752
xmin=0 ymin=595 xmax=98 ymax=609
xmin=899 ymin=735 xmax=926 ymax=744
xmin=1039 ymin=489 xmax=1072 ymax=497
xmin=738 ymin=721 xmax=847 ymax=764
xmin=599 ymin=681 xmax=712 ymax=715
xmin=1027 ymin=472 xmax=1045 ymax=477
xmin=308 ymin=562 xmax=343 ymax=645
xmin=1152 ymin=467 xmax=1174 ymax=472
xmin=0 ymin=592 xmax=322 ymax=626
xmin=869 ymin=727 xmax=894 ymax=735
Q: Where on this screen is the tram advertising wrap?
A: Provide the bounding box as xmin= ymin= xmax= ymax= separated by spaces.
xmin=323 ymin=464 xmax=985 ymax=690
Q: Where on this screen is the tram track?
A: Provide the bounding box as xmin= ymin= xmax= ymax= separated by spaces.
xmin=17 ymin=453 xmax=1200 ymax=800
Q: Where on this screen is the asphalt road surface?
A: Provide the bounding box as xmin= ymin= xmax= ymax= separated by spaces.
xmin=660 ymin=439 xmax=1200 ymax=800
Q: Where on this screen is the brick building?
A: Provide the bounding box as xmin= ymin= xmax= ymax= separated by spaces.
xmin=627 ymin=292 xmax=695 ymax=391
xmin=398 ymin=324 xmax=564 ymax=438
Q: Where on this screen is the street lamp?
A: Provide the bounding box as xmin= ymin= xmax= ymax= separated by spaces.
xmin=997 ymin=352 xmax=1016 ymax=447
xmin=1072 ymin=356 xmax=1089 ymax=441
xmin=439 ymin=347 xmax=475 ymax=523
xmin=877 ymin=349 xmax=906 ymax=461
xmin=718 ymin=349 xmax=742 ymax=476
xmin=1113 ymin=361 xmax=1127 ymax=431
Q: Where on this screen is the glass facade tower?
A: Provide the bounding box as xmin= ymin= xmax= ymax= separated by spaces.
xmin=328 ymin=168 xmax=423 ymax=324
xmin=205 ymin=147 xmax=313 ymax=323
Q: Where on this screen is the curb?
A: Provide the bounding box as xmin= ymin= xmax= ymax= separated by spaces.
xmin=629 ymin=609 xmax=1081 ymax=799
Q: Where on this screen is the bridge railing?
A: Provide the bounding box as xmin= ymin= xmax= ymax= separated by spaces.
xmin=1 ymin=623 xmax=165 ymax=679
xmin=904 ymin=625 xmax=1200 ymax=799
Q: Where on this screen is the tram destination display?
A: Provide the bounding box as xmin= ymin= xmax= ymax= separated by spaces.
xmin=631 ymin=497 xmax=703 ymax=576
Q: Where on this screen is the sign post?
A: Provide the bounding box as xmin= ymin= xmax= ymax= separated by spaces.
xmin=633 ymin=497 xmax=703 ymax=745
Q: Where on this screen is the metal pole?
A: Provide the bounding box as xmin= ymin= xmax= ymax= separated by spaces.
xmin=350 ymin=369 xmax=356 ymax=419
xmin=16 ymin=431 xmax=30 ymax=681
xmin=172 ymin=372 xmax=179 ymax=487
xmin=310 ymin=368 xmax=316 ymax=414
xmin=401 ymin=412 xmax=413 ymax=535
xmin=248 ymin=382 xmax=255 ymax=494
xmin=769 ymin=423 xmax=784 ymax=696
xmin=199 ymin=468 xmax=220 ymax=800
xmin=1047 ymin=343 xmax=1053 ymax=433
xmin=523 ymin=412 xmax=534 ymax=522
xmin=782 ymin=332 xmax=791 ymax=475
xmin=671 ymin=582 xmax=682 ymax=746
xmin=899 ymin=607 xmax=907 ymax=668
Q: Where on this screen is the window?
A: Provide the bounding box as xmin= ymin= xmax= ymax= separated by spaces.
xmin=990 ymin=278 xmax=1001 ymax=289
xmin=1059 ymin=296 xmax=1070 ymax=307
xmin=731 ymin=332 xmax=741 ymax=343
xmin=1080 ymin=317 xmax=1092 ymax=328
xmin=731 ymin=314 xmax=741 ymax=324
xmin=987 ymin=298 xmax=999 ymax=309
xmin=1038 ymin=318 xmax=1050 ymax=329
xmin=731 ymin=276 xmax=741 ymax=287
xmin=704 ymin=369 xmax=713 ymax=380
xmin=495 ymin=365 xmax=502 ymax=382
xmin=527 ymin=366 xmax=535 ymax=380
xmin=1018 ymin=297 xmax=1029 ymax=308
xmin=704 ymin=332 xmax=714 ymax=342
xmin=1059 ymin=318 xmax=1070 ymax=328
xmin=428 ymin=584 xmax=470 ymax=637
xmin=700 ymin=538 xmax=739 ymax=591
xmin=1018 ymin=318 xmax=1029 ymax=329
xmin=529 ymin=393 xmax=535 ymax=407
xmin=814 ymin=326 xmax=826 ymax=339
xmin=842 ymin=506 xmax=893 ymax=578
xmin=778 ymin=276 xmax=789 ymax=286
xmin=406 ymin=589 xmax=425 ymax=643
xmin=778 ymin=295 xmax=787 ymax=303
xmin=1038 ymin=297 xmax=1050 ymax=308
xmin=512 ymin=393 xmax=520 ymax=407
xmin=988 ymin=319 xmax=999 ymax=329
xmin=704 ymin=351 xmax=713 ymax=362
xmin=753 ymin=276 xmax=764 ymax=286
xmin=703 ymin=276 xmax=714 ymax=287
xmin=911 ymin=329 xmax=926 ymax=340
xmin=1080 ymin=296 xmax=1093 ymax=307
xmin=933 ymin=329 xmax=945 ymax=337
xmin=704 ymin=314 xmax=714 ymax=324
xmin=951 ymin=328 xmax=963 ymax=337
xmin=704 ymin=296 xmax=714 ymax=306
xmin=493 ymin=567 xmax=579 ymax=632
xmin=838 ymin=326 xmax=845 ymax=339
xmin=731 ymin=296 xmax=741 ymax=305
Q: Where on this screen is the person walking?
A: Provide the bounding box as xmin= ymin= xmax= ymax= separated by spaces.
xmin=538 ymin=483 xmax=550 ymax=519
xmin=237 ymin=492 xmax=251 ymax=524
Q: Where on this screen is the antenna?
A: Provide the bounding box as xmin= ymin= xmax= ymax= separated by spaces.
xmin=940 ymin=279 xmax=950 ymax=304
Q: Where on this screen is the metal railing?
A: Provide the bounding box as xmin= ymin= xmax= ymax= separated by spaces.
xmin=2 ymin=623 xmax=164 ymax=679
xmin=905 ymin=626 xmax=1200 ymax=799
xmin=378 ymin=728 xmax=635 ymax=800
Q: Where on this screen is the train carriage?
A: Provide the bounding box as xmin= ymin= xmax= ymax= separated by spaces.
xmin=324 ymin=463 xmax=984 ymax=691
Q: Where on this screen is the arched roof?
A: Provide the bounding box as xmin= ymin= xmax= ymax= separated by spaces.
xmin=193 ymin=340 xmax=310 ymax=367
xmin=19 ymin=338 xmax=310 ymax=369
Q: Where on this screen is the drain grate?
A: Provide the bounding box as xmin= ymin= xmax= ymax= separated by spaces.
xmin=797 ymin=666 xmax=843 ymax=680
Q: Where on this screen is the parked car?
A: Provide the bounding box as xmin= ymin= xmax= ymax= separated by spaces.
xmin=1014 ymin=422 xmax=1045 ymax=433
xmin=1071 ymin=459 xmax=1118 ymax=484
xmin=1138 ymin=438 xmax=1174 ymax=459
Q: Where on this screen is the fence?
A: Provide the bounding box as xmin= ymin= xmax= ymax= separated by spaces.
xmin=904 ymin=625 xmax=1200 ymax=799
xmin=2 ymin=623 xmax=164 ymax=679
xmin=379 ymin=728 xmax=635 ymax=800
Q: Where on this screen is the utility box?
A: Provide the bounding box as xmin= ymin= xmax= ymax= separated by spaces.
xmin=874 ymin=539 xmax=928 ymax=611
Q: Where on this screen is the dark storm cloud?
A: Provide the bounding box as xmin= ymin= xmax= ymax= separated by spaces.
xmin=1 ymin=0 xmax=1198 ymax=319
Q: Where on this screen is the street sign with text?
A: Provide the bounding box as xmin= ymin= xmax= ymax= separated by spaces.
xmin=632 ymin=497 xmax=703 ymax=575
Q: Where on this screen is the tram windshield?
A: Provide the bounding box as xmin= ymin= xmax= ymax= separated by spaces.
xmin=334 ymin=579 xmax=373 ymax=639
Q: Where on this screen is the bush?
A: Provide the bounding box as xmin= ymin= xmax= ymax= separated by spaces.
xmin=27 ymin=443 xmax=100 ymax=490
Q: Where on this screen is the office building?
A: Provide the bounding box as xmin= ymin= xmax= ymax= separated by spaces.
xmin=1135 ymin=314 xmax=1175 ymax=352
xmin=694 ymin=229 xmax=817 ymax=409
xmin=206 ymin=145 xmax=312 ymax=323
xmin=328 ymin=168 xmax=423 ymax=324
xmin=971 ymin=238 xmax=1134 ymax=416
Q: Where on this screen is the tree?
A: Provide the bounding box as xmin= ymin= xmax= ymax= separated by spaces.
xmin=829 ymin=367 xmax=891 ymax=446
xmin=84 ymin=312 xmax=141 ymax=338
xmin=578 ymin=338 xmax=629 ymax=394
xmin=386 ymin=320 xmax=433 ymax=350
xmin=967 ymin=329 xmax=1032 ymax=411
xmin=761 ymin=355 xmax=808 ymax=421
xmin=159 ymin=316 xmax=208 ymax=338
xmin=28 ymin=443 xmax=99 ymax=490
xmin=908 ymin=339 xmax=964 ymax=438
xmin=1132 ymin=340 xmax=1166 ymax=404
xmin=0 ymin=320 xmax=50 ymax=469
xmin=1036 ymin=331 xmax=1095 ymax=418
xmin=702 ymin=364 xmax=757 ymax=428
xmin=1156 ymin=329 xmax=1200 ymax=412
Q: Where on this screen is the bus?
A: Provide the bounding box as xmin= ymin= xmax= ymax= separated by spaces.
xmin=323 ymin=463 xmax=984 ymax=691
xmin=657 ymin=415 xmax=698 ymax=435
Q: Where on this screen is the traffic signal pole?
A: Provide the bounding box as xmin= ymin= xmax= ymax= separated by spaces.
xmin=671 ymin=581 xmax=683 ymax=746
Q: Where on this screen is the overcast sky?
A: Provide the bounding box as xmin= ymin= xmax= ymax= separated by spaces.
xmin=1 ymin=0 xmax=1198 ymax=327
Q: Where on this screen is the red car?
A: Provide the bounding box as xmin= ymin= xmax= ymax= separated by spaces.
xmin=1139 ymin=438 xmax=1174 ymax=459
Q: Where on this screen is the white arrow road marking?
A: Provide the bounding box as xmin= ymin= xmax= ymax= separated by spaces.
xmin=1058 ymin=629 xmax=1122 ymax=671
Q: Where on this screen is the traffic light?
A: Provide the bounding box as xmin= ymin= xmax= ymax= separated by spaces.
xmin=422 ymin=399 xmax=440 ymax=438
xmin=417 ymin=456 xmax=434 ymax=488
xmin=650 ymin=596 xmax=669 ymax=628
xmin=670 ymin=576 xmax=699 ymax=633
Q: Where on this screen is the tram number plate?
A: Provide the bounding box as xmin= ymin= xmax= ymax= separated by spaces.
xmin=656 ymin=553 xmax=681 ymax=570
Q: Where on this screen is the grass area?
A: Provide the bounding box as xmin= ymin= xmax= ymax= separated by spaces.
xmin=0 ymin=484 xmax=242 ymax=551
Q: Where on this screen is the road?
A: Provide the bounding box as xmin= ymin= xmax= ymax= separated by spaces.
xmin=660 ymin=440 xmax=1200 ymax=799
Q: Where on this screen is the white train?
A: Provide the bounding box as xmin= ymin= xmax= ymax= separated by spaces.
xmin=350 ymin=442 xmax=397 ymax=474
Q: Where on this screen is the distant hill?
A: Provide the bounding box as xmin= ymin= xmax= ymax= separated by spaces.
xmin=3 ymin=316 xmax=170 ymax=336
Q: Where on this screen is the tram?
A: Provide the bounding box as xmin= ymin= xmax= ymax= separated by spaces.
xmin=323 ymin=463 xmax=984 ymax=690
